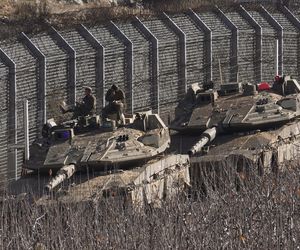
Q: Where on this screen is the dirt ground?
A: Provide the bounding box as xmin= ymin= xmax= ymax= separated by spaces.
xmin=0 ymin=0 xmax=205 ymax=23
xmin=0 ymin=0 xmax=112 ymax=17
xmin=0 ymin=0 xmax=298 ymax=41
xmin=0 ymin=0 xmax=152 ymax=40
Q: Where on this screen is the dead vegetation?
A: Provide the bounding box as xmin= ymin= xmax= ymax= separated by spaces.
xmin=1 ymin=163 xmax=300 ymax=249
xmin=0 ymin=0 xmax=153 ymax=40
xmin=0 ymin=0 xmax=280 ymax=40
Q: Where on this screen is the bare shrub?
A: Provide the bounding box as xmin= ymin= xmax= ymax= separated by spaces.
xmin=49 ymin=6 xmax=153 ymax=28
xmin=12 ymin=0 xmax=50 ymax=21
xmin=1 ymin=162 xmax=300 ymax=249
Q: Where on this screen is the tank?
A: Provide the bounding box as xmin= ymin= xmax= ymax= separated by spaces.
xmin=16 ymin=112 xmax=190 ymax=207
xmin=170 ymin=76 xmax=300 ymax=193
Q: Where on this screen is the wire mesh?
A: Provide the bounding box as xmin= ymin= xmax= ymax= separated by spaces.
xmin=171 ymin=13 xmax=207 ymax=87
xmin=224 ymin=11 xmax=256 ymax=82
xmin=29 ymin=32 xmax=70 ymax=121
xmin=117 ymin=21 xmax=153 ymax=113
xmin=59 ymin=29 xmax=98 ymax=107
xmin=142 ymin=17 xmax=181 ymax=118
xmin=0 ymin=41 xmax=40 ymax=181
xmin=0 ymin=62 xmax=8 ymax=185
xmin=248 ymin=10 xmax=278 ymax=82
xmin=269 ymin=10 xmax=299 ymax=78
xmin=197 ymin=11 xmax=233 ymax=85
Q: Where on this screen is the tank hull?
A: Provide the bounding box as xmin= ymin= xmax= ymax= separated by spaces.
xmin=9 ymin=155 xmax=190 ymax=208
xmin=189 ymin=121 xmax=300 ymax=194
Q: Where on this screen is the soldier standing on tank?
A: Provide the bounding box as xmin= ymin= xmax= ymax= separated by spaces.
xmin=60 ymin=86 xmax=96 ymax=118
xmin=103 ymin=84 xmax=125 ymax=123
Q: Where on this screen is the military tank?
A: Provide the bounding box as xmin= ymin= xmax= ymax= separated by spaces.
xmin=170 ymin=76 xmax=300 ymax=194
xmin=17 ymin=112 xmax=190 ymax=207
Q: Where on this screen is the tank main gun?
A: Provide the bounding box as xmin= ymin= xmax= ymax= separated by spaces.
xmin=45 ymin=164 xmax=77 ymax=191
xmin=188 ymin=127 xmax=217 ymax=156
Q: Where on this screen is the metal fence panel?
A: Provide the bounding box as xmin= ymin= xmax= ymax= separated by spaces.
xmin=118 ymin=21 xmax=152 ymax=112
xmin=0 ymin=41 xmax=39 ymax=179
xmin=171 ymin=14 xmax=206 ymax=87
xmin=29 ymin=33 xmax=69 ymax=120
xmin=248 ymin=10 xmax=277 ymax=82
xmin=270 ymin=10 xmax=299 ymax=78
xmin=60 ymin=29 xmax=97 ymax=106
xmin=142 ymin=17 xmax=180 ymax=118
xmin=225 ymin=11 xmax=256 ymax=83
xmin=0 ymin=62 xmax=8 ymax=184
xmin=196 ymin=11 xmax=232 ymax=86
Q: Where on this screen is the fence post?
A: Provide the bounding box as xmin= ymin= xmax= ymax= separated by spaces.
xmin=260 ymin=5 xmax=284 ymax=75
xmin=78 ymin=25 xmax=105 ymax=113
xmin=0 ymin=49 xmax=17 ymax=180
xmin=109 ymin=21 xmax=134 ymax=114
xmin=188 ymin=9 xmax=213 ymax=82
xmin=133 ymin=17 xmax=160 ymax=114
xmin=280 ymin=5 xmax=300 ymax=78
xmin=20 ymin=32 xmax=47 ymax=124
xmin=280 ymin=5 xmax=300 ymax=29
xmin=163 ymin=12 xmax=187 ymax=95
xmin=215 ymin=7 xmax=239 ymax=82
xmin=49 ymin=26 xmax=76 ymax=106
xmin=239 ymin=5 xmax=262 ymax=83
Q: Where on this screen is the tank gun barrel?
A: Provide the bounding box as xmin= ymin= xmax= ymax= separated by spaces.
xmin=45 ymin=164 xmax=77 ymax=191
xmin=188 ymin=127 xmax=217 ymax=156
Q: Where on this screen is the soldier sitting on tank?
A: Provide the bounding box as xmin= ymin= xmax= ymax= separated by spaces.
xmin=60 ymin=87 xmax=96 ymax=119
xmin=272 ymin=75 xmax=285 ymax=95
xmin=102 ymin=84 xmax=125 ymax=124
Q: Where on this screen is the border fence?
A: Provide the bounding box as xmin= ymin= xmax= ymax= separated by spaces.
xmin=1 ymin=4 xmax=300 ymax=186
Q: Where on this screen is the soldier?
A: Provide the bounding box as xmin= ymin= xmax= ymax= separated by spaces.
xmin=272 ymin=75 xmax=285 ymax=94
xmin=103 ymin=84 xmax=125 ymax=124
xmin=60 ymin=87 xmax=96 ymax=118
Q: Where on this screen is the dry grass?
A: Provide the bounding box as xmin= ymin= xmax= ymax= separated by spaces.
xmin=0 ymin=0 xmax=243 ymax=40
xmin=1 ymin=162 xmax=300 ymax=249
xmin=2 ymin=0 xmax=299 ymax=41
xmin=0 ymin=0 xmax=153 ymax=40
xmin=2 ymin=0 xmax=299 ymax=40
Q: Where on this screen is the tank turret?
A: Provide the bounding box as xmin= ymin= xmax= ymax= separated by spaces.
xmin=171 ymin=76 xmax=300 ymax=135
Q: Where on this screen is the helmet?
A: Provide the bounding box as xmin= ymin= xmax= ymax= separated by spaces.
xmin=84 ymin=86 xmax=92 ymax=92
